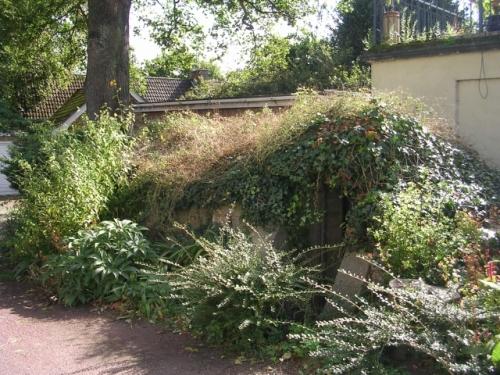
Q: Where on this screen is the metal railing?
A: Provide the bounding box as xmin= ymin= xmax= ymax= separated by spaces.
xmin=372 ymin=0 xmax=467 ymax=45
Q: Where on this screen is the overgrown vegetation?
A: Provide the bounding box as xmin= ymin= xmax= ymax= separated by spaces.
xmin=3 ymin=93 xmax=499 ymax=373
xmin=3 ymin=113 xmax=131 ymax=270
xmin=183 ymin=35 xmax=370 ymax=99
xmin=291 ymin=262 xmax=494 ymax=374
xmin=166 ymin=223 xmax=317 ymax=356
xmin=115 ymin=93 xmax=499 ymax=242
xmin=370 ymin=182 xmax=484 ymax=285
xmin=0 ymin=99 xmax=29 ymax=133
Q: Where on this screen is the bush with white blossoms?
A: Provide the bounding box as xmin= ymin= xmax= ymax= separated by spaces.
xmin=290 ymin=259 xmax=494 ymax=374
xmin=166 ymin=223 xmax=318 ymax=355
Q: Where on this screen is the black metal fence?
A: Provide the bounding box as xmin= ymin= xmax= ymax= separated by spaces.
xmin=372 ymin=0 xmax=467 ymax=44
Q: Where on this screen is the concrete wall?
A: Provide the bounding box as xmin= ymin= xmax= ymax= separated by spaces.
xmin=370 ymin=48 xmax=500 ymax=169
xmin=0 ymin=139 xmax=18 ymax=197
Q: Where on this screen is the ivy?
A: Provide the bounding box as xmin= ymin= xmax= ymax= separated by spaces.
xmin=119 ymin=94 xmax=499 ymax=243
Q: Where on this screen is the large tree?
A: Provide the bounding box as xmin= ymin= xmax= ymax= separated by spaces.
xmin=86 ymin=0 xmax=132 ymax=119
xmin=85 ymin=0 xmax=311 ymax=118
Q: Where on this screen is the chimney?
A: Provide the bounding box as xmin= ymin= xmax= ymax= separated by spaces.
xmin=190 ymin=69 xmax=210 ymax=82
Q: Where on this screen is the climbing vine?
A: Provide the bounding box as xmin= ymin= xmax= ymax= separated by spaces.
xmin=113 ymin=94 xmax=499 ymax=244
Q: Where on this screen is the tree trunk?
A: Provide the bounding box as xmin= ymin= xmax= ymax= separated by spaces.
xmin=86 ymin=0 xmax=131 ymax=119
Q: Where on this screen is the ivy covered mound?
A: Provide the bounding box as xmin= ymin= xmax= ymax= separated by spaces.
xmin=117 ymin=93 xmax=498 ymax=244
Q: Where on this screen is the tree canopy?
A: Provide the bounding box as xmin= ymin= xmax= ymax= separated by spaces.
xmin=0 ymin=0 xmax=87 ymax=113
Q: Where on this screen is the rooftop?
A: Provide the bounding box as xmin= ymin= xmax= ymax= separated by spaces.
xmin=25 ymin=76 xmax=193 ymax=121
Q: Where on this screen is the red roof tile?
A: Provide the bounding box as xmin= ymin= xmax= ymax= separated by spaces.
xmin=26 ymin=76 xmax=86 ymax=120
xmin=143 ymin=77 xmax=192 ymax=103
xmin=25 ymin=76 xmax=192 ymax=120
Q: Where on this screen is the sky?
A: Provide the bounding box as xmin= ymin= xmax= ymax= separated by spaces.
xmin=129 ymin=0 xmax=337 ymax=73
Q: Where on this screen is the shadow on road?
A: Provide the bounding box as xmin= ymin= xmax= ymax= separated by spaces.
xmin=0 ymin=281 xmax=294 ymax=375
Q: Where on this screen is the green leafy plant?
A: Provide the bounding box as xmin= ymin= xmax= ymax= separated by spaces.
xmin=119 ymin=93 xmax=499 ymax=245
xmin=290 ymin=260 xmax=493 ymax=374
xmin=42 ymin=219 xmax=169 ymax=320
xmin=165 ymin=222 xmax=318 ymax=356
xmin=369 ymin=182 xmax=483 ymax=285
xmin=4 ymin=112 xmax=132 ymax=267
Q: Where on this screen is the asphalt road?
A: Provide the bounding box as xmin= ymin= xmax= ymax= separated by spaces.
xmin=0 ymin=281 xmax=295 ymax=375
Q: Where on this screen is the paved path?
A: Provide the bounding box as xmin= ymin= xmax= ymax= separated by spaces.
xmin=0 ymin=281 xmax=296 ymax=375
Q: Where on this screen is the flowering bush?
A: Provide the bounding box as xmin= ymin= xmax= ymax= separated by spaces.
xmin=166 ymin=223 xmax=318 ymax=355
xmin=290 ymin=261 xmax=493 ymax=374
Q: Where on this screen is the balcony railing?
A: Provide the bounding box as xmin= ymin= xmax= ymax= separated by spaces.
xmin=372 ymin=0 xmax=499 ymax=45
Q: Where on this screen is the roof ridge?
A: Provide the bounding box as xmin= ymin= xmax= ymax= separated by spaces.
xmin=146 ymin=76 xmax=188 ymax=80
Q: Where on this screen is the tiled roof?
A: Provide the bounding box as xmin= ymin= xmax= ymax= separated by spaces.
xmin=25 ymin=76 xmax=192 ymax=121
xmin=25 ymin=76 xmax=86 ymax=120
xmin=143 ymin=77 xmax=192 ymax=103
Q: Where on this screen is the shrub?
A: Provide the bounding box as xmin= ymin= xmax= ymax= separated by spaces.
xmin=0 ymin=99 xmax=29 ymax=133
xmin=4 ymin=113 xmax=131 ymax=266
xmin=117 ymin=93 xmax=499 ymax=244
xmin=291 ymin=261 xmax=493 ymax=374
xmin=2 ymin=122 xmax=54 ymax=190
xmin=166 ymin=223 xmax=317 ymax=356
xmin=369 ymin=182 xmax=483 ymax=285
xmin=42 ymin=219 xmax=169 ymax=319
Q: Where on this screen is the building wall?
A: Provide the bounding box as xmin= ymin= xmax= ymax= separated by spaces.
xmin=371 ymin=49 xmax=500 ymax=168
xmin=0 ymin=139 xmax=18 ymax=197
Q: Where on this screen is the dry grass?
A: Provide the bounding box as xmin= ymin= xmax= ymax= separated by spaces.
xmin=127 ymin=92 xmax=459 ymax=232
xmin=134 ymin=92 xmax=454 ymax=190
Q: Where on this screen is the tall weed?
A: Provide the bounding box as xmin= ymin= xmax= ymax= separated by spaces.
xmin=4 ymin=113 xmax=131 ymax=268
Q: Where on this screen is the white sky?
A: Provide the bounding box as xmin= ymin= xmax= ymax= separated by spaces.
xmin=130 ymin=0 xmax=337 ymax=72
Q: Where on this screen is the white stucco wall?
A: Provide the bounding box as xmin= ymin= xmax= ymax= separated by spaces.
xmin=0 ymin=141 xmax=18 ymax=196
xmin=370 ymin=48 xmax=500 ymax=169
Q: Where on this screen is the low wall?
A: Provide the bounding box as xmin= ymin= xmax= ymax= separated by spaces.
xmin=365 ymin=34 xmax=500 ymax=169
xmin=134 ymin=96 xmax=296 ymax=123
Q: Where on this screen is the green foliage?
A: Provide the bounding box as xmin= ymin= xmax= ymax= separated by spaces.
xmin=291 ymin=263 xmax=493 ymax=374
xmin=135 ymin=0 xmax=311 ymax=52
xmin=331 ymin=0 xmax=373 ymax=66
xmin=41 ymin=219 xmax=169 ymax=320
xmin=492 ymin=341 xmax=500 ymax=368
xmin=119 ymin=94 xmax=499 ymax=244
xmin=4 ymin=113 xmax=131 ymax=267
xmin=144 ymin=46 xmax=222 ymax=80
xmin=0 ymin=0 xmax=86 ymax=112
xmin=0 ymin=99 xmax=29 ymax=133
xmin=2 ymin=122 xmax=54 ymax=190
xmin=370 ymin=182 xmax=483 ymax=285
xmin=130 ymin=53 xmax=148 ymax=96
xmin=184 ymin=34 xmax=370 ymax=99
xmin=166 ymin=223 xmax=317 ymax=355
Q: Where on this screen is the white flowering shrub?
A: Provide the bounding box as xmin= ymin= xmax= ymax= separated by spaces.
xmin=167 ymin=223 xmax=318 ymax=355
xmin=290 ymin=260 xmax=494 ymax=374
